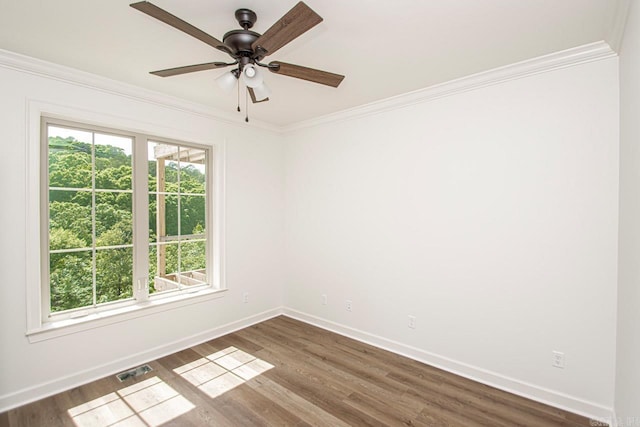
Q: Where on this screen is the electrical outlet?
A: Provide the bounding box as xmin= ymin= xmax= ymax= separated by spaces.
xmin=408 ymin=315 xmax=416 ymax=329
xmin=346 ymin=300 xmax=352 ymax=312
xmin=243 ymin=292 xmax=249 ymax=304
xmin=322 ymin=294 xmax=327 ymax=305
xmin=552 ymin=351 xmax=565 ymax=369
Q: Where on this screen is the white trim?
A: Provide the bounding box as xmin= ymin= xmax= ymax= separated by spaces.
xmin=0 ymin=307 xmax=282 ymax=412
xmin=132 ymin=128 xmax=149 ymax=303
xmin=26 ymin=102 xmax=226 ymax=333
xmin=609 ymin=411 xmax=620 ymax=427
xmin=282 ymin=41 xmax=617 ymax=133
xmin=27 ymin=288 xmax=227 ymax=343
xmin=0 ymin=48 xmax=279 ymax=133
xmin=1 ymin=42 xmax=617 ymax=134
xmin=5 ymin=306 xmax=616 ymax=421
xmin=213 ymin=140 xmax=226 ymax=291
xmin=282 ymin=308 xmax=615 ymax=423
xmin=26 ymin=99 xmax=44 ymax=331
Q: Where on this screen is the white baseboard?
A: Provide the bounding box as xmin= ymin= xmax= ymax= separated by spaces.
xmin=0 ymin=307 xmax=282 ymax=412
xmin=282 ymin=308 xmax=615 ymax=423
xmin=2 ymin=306 xmax=616 ymax=424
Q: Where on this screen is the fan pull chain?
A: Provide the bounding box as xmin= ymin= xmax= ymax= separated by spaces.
xmin=237 ymin=80 xmax=241 ymax=112
xmin=245 ymin=87 xmax=249 ymax=122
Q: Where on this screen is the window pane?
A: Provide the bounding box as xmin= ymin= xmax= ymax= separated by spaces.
xmin=180 ymin=148 xmax=206 ymax=195
xmin=149 ymin=194 xmax=157 ymax=243
xmin=150 ymin=243 xmax=179 ymax=293
xmin=147 ymin=142 xmax=158 ymax=193
xmin=165 ymin=157 xmax=180 ymax=190
xmin=180 ymin=195 xmax=206 ymax=236
xmin=50 ymin=250 xmax=93 ymax=313
xmin=96 ymin=192 xmax=132 ymax=246
xmin=180 ymin=241 xmax=206 ymax=278
xmin=96 ymin=248 xmax=133 ymax=304
xmin=149 ymin=142 xmax=179 ymax=192
xmin=48 ymin=126 xmax=92 ymax=189
xmin=163 ymin=243 xmax=179 ymax=278
xmin=95 ymin=133 xmax=133 ymax=191
xmin=49 ymin=190 xmax=92 ymax=250
xmin=161 ymin=194 xmax=179 ymax=237
xmin=148 ymin=244 xmax=158 ymax=293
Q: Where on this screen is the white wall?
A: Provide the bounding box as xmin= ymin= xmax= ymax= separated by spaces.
xmin=284 ymin=58 xmax=619 ymax=415
xmin=0 ymin=60 xmax=284 ymax=410
xmin=0 ymin=45 xmax=624 ymax=418
xmin=616 ymin=0 xmax=640 ymax=420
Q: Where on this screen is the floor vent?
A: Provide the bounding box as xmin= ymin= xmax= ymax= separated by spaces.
xmin=116 ymin=364 xmax=152 ymax=382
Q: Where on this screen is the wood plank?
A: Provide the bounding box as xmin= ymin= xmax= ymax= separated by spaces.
xmin=245 ymin=375 xmax=351 ymax=427
xmin=0 ymin=316 xmax=605 ymax=427
xmin=251 ymin=2 xmax=323 ymax=56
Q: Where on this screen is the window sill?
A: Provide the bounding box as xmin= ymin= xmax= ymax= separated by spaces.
xmin=26 ymin=288 xmax=227 ymax=343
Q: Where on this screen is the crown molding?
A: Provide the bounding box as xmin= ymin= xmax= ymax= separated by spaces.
xmin=0 ymin=48 xmax=280 ymax=134
xmin=0 ymin=41 xmax=617 ymax=135
xmin=282 ymin=41 xmax=617 ymax=133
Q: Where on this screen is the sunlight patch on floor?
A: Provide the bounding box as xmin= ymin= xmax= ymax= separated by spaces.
xmin=68 ymin=376 xmax=194 ymax=427
xmin=174 ymin=346 xmax=274 ymax=399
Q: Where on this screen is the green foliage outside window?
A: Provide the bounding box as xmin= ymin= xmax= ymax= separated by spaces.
xmin=47 ymin=135 xmax=207 ymax=313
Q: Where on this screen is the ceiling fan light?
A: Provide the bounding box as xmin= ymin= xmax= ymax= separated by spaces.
xmin=242 ymin=64 xmax=263 ymax=88
xmin=252 ymin=82 xmax=271 ymax=101
xmin=216 ymin=71 xmax=237 ymax=92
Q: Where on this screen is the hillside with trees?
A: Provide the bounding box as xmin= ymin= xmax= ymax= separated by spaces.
xmin=48 ymin=135 xmax=206 ymax=313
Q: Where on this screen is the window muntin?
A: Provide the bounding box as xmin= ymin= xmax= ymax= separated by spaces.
xmin=43 ymin=120 xmax=213 ymax=320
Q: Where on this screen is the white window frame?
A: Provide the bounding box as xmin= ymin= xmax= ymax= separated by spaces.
xmin=25 ymin=102 xmax=226 ymax=342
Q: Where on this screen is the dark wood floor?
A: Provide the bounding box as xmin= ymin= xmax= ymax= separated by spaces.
xmin=1 ymin=316 xmax=601 ymax=426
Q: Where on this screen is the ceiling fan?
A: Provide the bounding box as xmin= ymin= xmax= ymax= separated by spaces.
xmin=130 ymin=1 xmax=345 ymax=120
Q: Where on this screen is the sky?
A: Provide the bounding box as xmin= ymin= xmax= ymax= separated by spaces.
xmin=49 ymin=125 xmax=133 ymax=156
xmin=48 ymin=125 xmax=206 ymax=173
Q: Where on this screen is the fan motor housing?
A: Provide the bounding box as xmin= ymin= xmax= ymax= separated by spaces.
xmin=223 ymin=29 xmax=260 ymax=56
xmin=223 ymin=8 xmax=261 ymax=58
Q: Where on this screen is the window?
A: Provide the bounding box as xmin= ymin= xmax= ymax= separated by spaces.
xmin=147 ymin=141 xmax=208 ymax=295
xmin=40 ymin=117 xmax=219 ymax=324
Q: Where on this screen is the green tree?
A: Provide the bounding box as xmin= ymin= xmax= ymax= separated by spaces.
xmin=48 ymin=137 xmax=92 ymax=189
xmin=49 ymin=241 xmax=93 ymax=312
xmin=96 ymin=222 xmax=133 ymax=303
xmin=49 ymin=201 xmax=92 ymax=247
xmin=96 ymin=165 xmax=132 ymax=190
xmin=48 ymin=135 xmax=133 ymax=311
xmin=47 ymin=135 xmax=207 ymax=311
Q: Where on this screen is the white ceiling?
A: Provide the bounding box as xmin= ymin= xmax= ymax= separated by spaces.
xmin=0 ymin=0 xmax=623 ymax=127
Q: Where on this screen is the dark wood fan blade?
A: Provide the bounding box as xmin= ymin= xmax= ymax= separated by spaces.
xmin=268 ymin=61 xmax=344 ymax=87
xmin=150 ymin=62 xmax=232 ymax=77
xmin=130 ymin=1 xmax=228 ymax=52
xmin=248 ymin=88 xmax=269 ymax=103
xmin=251 ymin=2 xmax=322 ymax=56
